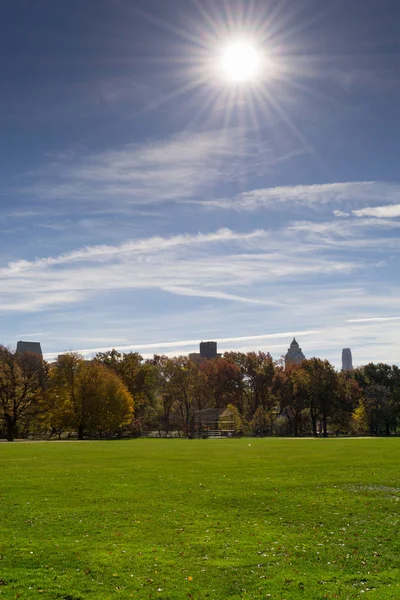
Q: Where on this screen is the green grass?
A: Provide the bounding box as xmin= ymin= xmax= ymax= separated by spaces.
xmin=0 ymin=439 xmax=399 ymax=599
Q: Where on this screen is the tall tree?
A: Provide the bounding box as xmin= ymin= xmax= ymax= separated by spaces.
xmin=0 ymin=346 xmax=48 ymax=441
xmin=49 ymin=354 xmax=133 ymax=439
xmin=224 ymin=351 xmax=275 ymax=417
xmin=273 ymin=366 xmax=308 ymax=436
xmin=199 ymin=358 xmax=241 ymax=410
xmin=95 ymin=350 xmax=158 ymax=428
xmin=354 ymin=363 xmax=400 ymax=434
xmin=155 ymin=356 xmax=198 ymax=434
xmin=301 ymin=358 xmax=339 ymax=437
xmin=76 ymin=362 xmax=134 ymax=436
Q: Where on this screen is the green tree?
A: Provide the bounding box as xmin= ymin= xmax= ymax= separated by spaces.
xmin=273 ymin=366 xmax=309 ymax=436
xmin=155 ymin=356 xmax=199 ymax=434
xmin=250 ymin=406 xmax=271 ymax=436
xmin=301 ymin=358 xmax=340 ymax=437
xmin=354 ymin=363 xmax=400 ymax=434
xmin=224 ymin=351 xmax=275 ymax=417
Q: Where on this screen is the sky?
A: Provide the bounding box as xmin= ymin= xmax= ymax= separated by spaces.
xmin=1 ymin=0 xmax=400 ymax=367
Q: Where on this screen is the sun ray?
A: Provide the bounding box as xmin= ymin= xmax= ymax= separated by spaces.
xmin=93 ymin=0 xmax=348 ymax=169
xmin=255 ymin=86 xmax=316 ymax=159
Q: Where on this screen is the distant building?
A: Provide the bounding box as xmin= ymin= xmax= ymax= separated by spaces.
xmin=200 ymin=341 xmax=218 ymax=359
xmin=342 ymin=348 xmax=353 ymax=371
xmin=16 ymin=341 xmax=43 ymax=357
xmin=189 ymin=341 xmax=220 ymax=363
xmin=285 ymin=338 xmax=305 ymax=369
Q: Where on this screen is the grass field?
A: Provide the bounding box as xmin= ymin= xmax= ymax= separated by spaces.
xmin=0 ymin=439 xmax=399 ymax=600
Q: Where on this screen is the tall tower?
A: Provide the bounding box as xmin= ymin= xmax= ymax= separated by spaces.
xmin=284 ymin=338 xmax=305 ymax=370
xmin=200 ymin=341 xmax=218 ymax=359
xmin=342 ymin=348 xmax=353 ymax=371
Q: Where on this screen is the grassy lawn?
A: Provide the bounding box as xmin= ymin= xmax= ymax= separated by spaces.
xmin=0 ymin=439 xmax=399 ymax=599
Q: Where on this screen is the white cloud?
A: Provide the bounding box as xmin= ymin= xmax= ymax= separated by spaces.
xmin=346 ymin=316 xmax=400 ymax=323
xmin=352 ymin=204 xmax=400 ymax=218
xmin=42 ymin=317 xmax=400 ymax=368
xmin=2 ymin=229 xmax=264 ymax=275
xmin=204 ymin=181 xmax=400 ymax=211
xmin=285 ymin=217 xmax=400 ymax=249
xmin=333 ymin=210 xmax=350 ymax=217
xmin=20 ymin=130 xmax=270 ymax=206
xmin=160 ymin=286 xmax=278 ymax=306
xmin=46 ymin=329 xmax=321 ymax=360
xmin=3 ymin=213 xmax=400 ymax=367
xmin=0 ymin=226 xmax=357 ymax=314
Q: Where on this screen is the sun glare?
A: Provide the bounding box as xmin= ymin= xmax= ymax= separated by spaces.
xmin=218 ymin=40 xmax=263 ymax=83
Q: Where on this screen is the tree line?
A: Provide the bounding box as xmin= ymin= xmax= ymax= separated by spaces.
xmin=1 ymin=345 xmax=399 ymax=441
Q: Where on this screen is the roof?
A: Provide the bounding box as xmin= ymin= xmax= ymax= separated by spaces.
xmin=193 ymin=408 xmax=225 ymax=423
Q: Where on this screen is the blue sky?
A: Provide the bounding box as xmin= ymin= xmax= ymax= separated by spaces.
xmin=1 ymin=0 xmax=400 ymax=366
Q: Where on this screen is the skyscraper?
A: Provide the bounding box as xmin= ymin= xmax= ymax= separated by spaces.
xmin=342 ymin=348 xmax=353 ymax=371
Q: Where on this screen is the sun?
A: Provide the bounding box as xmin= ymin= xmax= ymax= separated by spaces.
xmin=218 ymin=39 xmax=264 ymax=83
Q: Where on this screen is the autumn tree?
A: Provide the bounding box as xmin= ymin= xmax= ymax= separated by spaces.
xmin=224 ymin=403 xmax=244 ymax=434
xmin=199 ymin=358 xmax=241 ymax=410
xmin=76 ymin=362 xmax=134 ymax=436
xmin=95 ymin=350 xmax=158 ymax=429
xmin=49 ymin=354 xmax=133 ymax=439
xmin=0 ymin=345 xmax=48 ymax=441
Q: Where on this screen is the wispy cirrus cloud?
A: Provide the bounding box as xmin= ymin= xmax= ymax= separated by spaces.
xmin=204 ymin=181 xmax=400 ymax=212
xmin=3 ymin=228 xmax=264 ymax=275
xmin=352 ymin=204 xmax=400 ymax=218
xmin=346 ymin=316 xmax=400 ymax=323
xmin=0 ymin=226 xmax=356 ymax=313
xmin=48 ymin=329 xmax=321 ymax=360
xmin=19 ymin=129 xmax=271 ymax=207
xmin=285 ymin=216 xmax=400 ymax=250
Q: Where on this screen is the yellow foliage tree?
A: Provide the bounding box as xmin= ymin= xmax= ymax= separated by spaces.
xmin=48 ymin=354 xmax=133 ymax=439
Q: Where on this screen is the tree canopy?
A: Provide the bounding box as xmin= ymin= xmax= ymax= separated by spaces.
xmin=1 ymin=345 xmax=400 ymax=440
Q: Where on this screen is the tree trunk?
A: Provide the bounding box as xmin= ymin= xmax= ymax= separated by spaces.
xmin=311 ymin=413 xmax=318 ymax=437
xmin=6 ymin=420 xmax=15 ymax=442
xmin=78 ymin=424 xmax=84 ymax=440
xmin=322 ymin=414 xmax=328 ymax=438
xmin=285 ymin=410 xmax=294 ymax=435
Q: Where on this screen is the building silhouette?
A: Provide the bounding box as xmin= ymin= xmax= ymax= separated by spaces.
xmin=189 ymin=341 xmax=220 ymax=363
xmin=200 ymin=341 xmax=218 ymax=359
xmin=285 ymin=338 xmax=305 ymax=369
xmin=16 ymin=341 xmax=43 ymax=357
xmin=342 ymin=348 xmax=353 ymax=371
